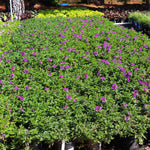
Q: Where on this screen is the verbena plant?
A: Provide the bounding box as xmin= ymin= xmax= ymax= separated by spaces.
xmin=0 ymin=13 xmax=150 ymax=149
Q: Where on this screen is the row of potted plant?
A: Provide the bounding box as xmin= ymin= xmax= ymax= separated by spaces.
xmin=92 ymin=4 xmax=150 ymax=22
xmin=129 ymin=12 xmax=150 ymax=30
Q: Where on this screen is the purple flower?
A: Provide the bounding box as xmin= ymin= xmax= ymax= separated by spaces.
xmin=85 ymin=51 xmax=90 ymax=55
xmin=67 ymin=48 xmax=71 ymax=51
xmin=6 ymin=60 xmax=11 ymax=63
xmin=72 ymin=48 xmax=76 ymax=51
xmin=64 ymin=65 xmax=70 ymax=69
xmin=0 ymin=80 xmax=3 ymax=84
xmin=13 ymin=86 xmax=20 ymax=91
xmin=19 ymin=96 xmax=24 ymax=101
xmin=103 ymin=60 xmax=110 ymax=65
xmin=20 ymin=107 xmax=25 ymax=113
xmin=128 ymin=112 xmax=132 ymax=116
xmin=39 ymin=60 xmax=42 ymax=64
xmin=0 ymin=134 xmax=6 ymax=140
xmin=32 ymin=52 xmax=36 ymax=55
xmin=139 ymin=47 xmax=143 ymax=51
xmin=128 ymin=71 xmax=132 ymax=75
xmin=101 ymin=77 xmax=105 ymax=81
xmin=134 ymin=67 xmax=139 ymax=71
xmin=84 ymin=38 xmax=88 ymax=41
xmin=101 ymin=97 xmax=107 ymax=102
xmin=44 ymin=87 xmax=49 ymax=91
xmin=66 ymin=95 xmax=72 ymax=100
xmin=95 ymin=106 xmax=102 ymax=111
xmin=60 ymin=66 xmax=64 ymax=70
xmin=24 ymin=69 xmax=29 ymax=74
xmin=133 ymin=90 xmax=138 ymax=98
xmin=85 ymin=57 xmax=89 ymax=61
xmin=84 ymin=74 xmax=88 ymax=78
xmin=93 ymin=51 xmax=98 ymax=56
xmin=21 ymin=52 xmax=26 ymax=56
xmin=25 ymin=85 xmax=30 ymax=89
xmin=28 ymin=76 xmax=32 ymax=79
xmin=143 ymin=104 xmax=148 ymax=109
xmin=23 ymin=57 xmax=27 ymax=62
xmin=127 ymin=76 xmax=130 ymax=82
xmin=125 ymin=116 xmax=130 ymax=121
xmin=40 ymin=47 xmax=44 ymax=49
xmin=48 ymin=72 xmax=52 ymax=76
xmin=64 ymin=55 xmax=68 ymax=59
xmin=9 ymin=81 xmax=13 ymax=84
xmin=52 ymin=64 xmax=57 ymax=68
xmin=11 ymin=66 xmax=15 ymax=72
xmin=11 ymin=74 xmax=15 ymax=78
xmin=112 ymin=84 xmax=117 ymax=90
xmin=62 ymin=41 xmax=66 ymax=44
xmin=73 ymin=99 xmax=77 ymax=102
xmin=143 ymin=87 xmax=149 ymax=92
xmin=59 ymin=75 xmax=64 ymax=78
xmin=2 ymin=44 xmax=6 ymax=47
xmin=122 ymin=103 xmax=128 ymax=107
xmin=76 ymin=76 xmax=80 ymax=79
xmin=63 ymin=104 xmax=68 ymax=109
xmin=116 ymin=49 xmax=122 ymax=53
xmin=98 ymin=46 xmax=101 ymax=49
xmin=123 ymin=73 xmax=127 ymax=77
xmin=9 ymin=108 xmax=12 ymax=113
xmin=63 ymin=87 xmax=68 ymax=91
xmin=48 ymin=58 xmax=52 ymax=62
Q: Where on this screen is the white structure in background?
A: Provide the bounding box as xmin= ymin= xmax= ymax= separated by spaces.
xmin=9 ymin=0 xmax=13 ymax=21
xmin=114 ymin=19 xmax=132 ymax=25
xmin=9 ymin=0 xmax=25 ymax=20
xmin=61 ymin=140 xmax=65 ymax=150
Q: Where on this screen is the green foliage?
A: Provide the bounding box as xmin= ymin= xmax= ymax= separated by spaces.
xmin=0 ymin=20 xmax=21 ymax=53
xmin=0 ymin=8 xmax=150 ymax=149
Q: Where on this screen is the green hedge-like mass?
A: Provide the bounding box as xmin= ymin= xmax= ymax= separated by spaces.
xmin=129 ymin=12 xmax=150 ymax=29
xmin=0 ymin=13 xmax=150 ymax=149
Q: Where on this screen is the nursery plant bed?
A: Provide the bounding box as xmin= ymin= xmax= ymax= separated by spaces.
xmin=0 ymin=7 xmax=150 ymax=150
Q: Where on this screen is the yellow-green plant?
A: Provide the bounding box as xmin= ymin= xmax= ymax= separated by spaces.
xmin=36 ymin=7 xmax=104 ymax=19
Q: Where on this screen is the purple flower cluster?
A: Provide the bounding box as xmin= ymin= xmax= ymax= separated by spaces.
xmin=0 ymin=15 xmax=149 ymax=130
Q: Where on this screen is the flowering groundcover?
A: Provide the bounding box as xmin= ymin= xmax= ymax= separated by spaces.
xmin=0 ymin=14 xmax=150 ymax=149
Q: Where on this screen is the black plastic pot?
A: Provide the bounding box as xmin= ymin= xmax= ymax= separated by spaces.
xmin=112 ymin=136 xmax=140 ymax=150
xmin=33 ymin=144 xmax=40 ymax=150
